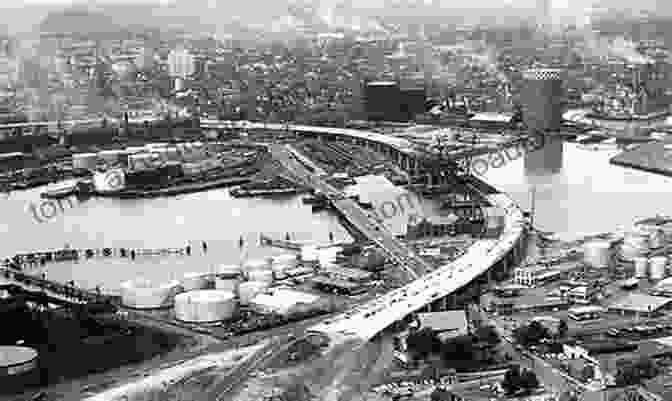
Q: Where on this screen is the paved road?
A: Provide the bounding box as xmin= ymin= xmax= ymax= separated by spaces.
xmin=476 ymin=306 xmax=585 ymax=395
xmin=270 ymin=144 xmax=432 ymax=282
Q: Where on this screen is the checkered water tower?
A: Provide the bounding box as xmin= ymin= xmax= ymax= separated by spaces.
xmin=520 ymin=68 xmax=564 ymax=133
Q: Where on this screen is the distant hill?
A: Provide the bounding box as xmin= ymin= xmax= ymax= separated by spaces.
xmin=39 ymin=8 xmax=122 ymax=36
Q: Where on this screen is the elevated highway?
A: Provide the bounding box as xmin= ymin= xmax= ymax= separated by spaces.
xmin=269 ymin=140 xmax=526 ymax=343
xmin=270 ymin=144 xmax=431 ymax=281
xmin=310 ymin=191 xmax=525 ymax=341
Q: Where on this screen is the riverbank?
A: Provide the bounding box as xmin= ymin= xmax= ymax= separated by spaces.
xmin=586 ymin=109 xmax=670 ymax=122
xmin=95 ymin=175 xmax=252 ymax=199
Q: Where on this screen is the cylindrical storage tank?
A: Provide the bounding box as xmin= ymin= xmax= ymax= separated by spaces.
xmin=174 ymin=290 xmax=236 ymax=323
xmin=271 ymin=254 xmax=299 ymax=280
xmin=116 ymin=150 xmax=130 ymax=167
xmin=175 ymin=77 xmax=185 ymax=92
xmin=125 ymin=146 xmax=145 ymax=154
xmin=238 ymin=281 xmax=270 ymax=306
xmin=218 ymin=264 xmax=241 ymax=278
xmin=164 ymin=147 xmax=181 ymax=162
xmin=650 ymin=230 xmax=667 ymax=249
xmin=0 ymin=346 xmax=39 ymax=390
xmin=120 ymin=278 xmax=182 ymax=309
xmin=620 ymin=233 xmax=650 ymax=260
xmin=247 ymin=269 xmax=274 ymax=284
xmin=301 ymin=245 xmax=320 ymax=262
xmin=271 ymin=264 xmax=289 ymax=280
xmin=650 ymin=256 xmax=668 ymax=280
xmin=244 ymin=259 xmax=271 ymax=271
xmin=634 ymin=257 xmax=649 ymax=278
xmin=181 ymin=272 xmax=211 ymax=291
xmin=72 ymin=153 xmax=97 ymax=170
xmin=660 ymin=223 xmax=672 ymax=242
xmin=215 ymin=276 xmax=240 ymax=293
xmin=98 ymin=150 xmax=121 ymax=165
xmin=583 ymin=241 xmax=611 ymax=268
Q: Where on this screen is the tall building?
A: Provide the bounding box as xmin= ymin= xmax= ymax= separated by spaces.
xmin=246 ymin=71 xmax=257 ymax=121
xmin=365 ymin=81 xmax=403 ymax=122
xmin=538 ymin=0 xmax=551 ymax=31
xmin=167 ymin=47 xmax=196 ymax=79
xmin=520 ymin=68 xmax=564 ymax=133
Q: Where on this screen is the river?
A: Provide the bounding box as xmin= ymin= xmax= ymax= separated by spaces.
xmin=3 ymin=122 xmax=672 ymax=290
xmin=0 ymin=187 xmax=352 ymax=292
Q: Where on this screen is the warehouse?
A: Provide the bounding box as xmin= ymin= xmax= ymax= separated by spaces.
xmin=249 ymin=288 xmax=320 ymax=316
xmin=416 ymin=310 xmax=470 ymax=341
xmin=608 ymin=293 xmax=672 ymax=317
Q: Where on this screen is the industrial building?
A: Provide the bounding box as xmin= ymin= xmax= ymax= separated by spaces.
xmin=607 ymin=293 xmax=672 ymax=317
xmin=520 ymin=68 xmax=564 ymax=133
xmin=513 ymin=266 xmax=563 ymax=287
xmin=365 ymin=81 xmax=403 ymax=122
xmin=249 ymin=288 xmax=320 ymax=316
xmin=416 ymin=310 xmax=470 ymax=341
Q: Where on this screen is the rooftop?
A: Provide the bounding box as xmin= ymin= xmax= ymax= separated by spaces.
xmin=608 ymin=293 xmax=672 ymax=313
xmin=417 ymin=310 xmax=468 ymax=334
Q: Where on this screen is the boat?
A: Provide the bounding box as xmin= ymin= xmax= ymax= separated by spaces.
xmin=41 ymin=179 xmax=79 ymax=199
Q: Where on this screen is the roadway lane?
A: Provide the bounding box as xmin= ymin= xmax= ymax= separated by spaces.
xmin=270 ymin=144 xmax=432 ymax=282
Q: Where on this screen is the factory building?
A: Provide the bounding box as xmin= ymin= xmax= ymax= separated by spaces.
xmin=513 ymin=266 xmax=563 ymax=287
xmin=416 ymin=310 xmax=470 ymax=342
xmin=365 ymin=81 xmax=402 ymax=122
xmin=520 ymin=68 xmax=564 ymax=133
xmin=607 ymin=293 xmax=672 ymax=317
xmin=249 ymin=288 xmax=319 ymax=316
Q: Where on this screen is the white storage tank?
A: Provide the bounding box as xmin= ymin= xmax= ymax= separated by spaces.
xmin=634 ymin=257 xmax=649 ymax=278
xmin=248 ymin=269 xmax=274 ymax=284
xmin=583 ymin=241 xmax=611 ymax=268
xmin=72 ymin=153 xmax=97 ymax=170
xmin=174 ymin=290 xmax=236 ymax=323
xmin=650 ymin=229 xmax=667 ymax=249
xmin=301 ymin=245 xmax=320 ymax=262
xmin=650 ymin=256 xmax=668 ymax=280
xmin=93 ymin=169 xmax=125 ymax=193
xmin=620 ymin=232 xmax=650 ymax=261
xmin=120 ymin=278 xmax=182 ymax=309
xmin=129 ymin=153 xmax=154 ymax=171
xmin=181 ymin=272 xmax=211 ymax=291
xmin=271 ymin=254 xmax=299 ymax=280
xmin=218 ymin=264 xmax=241 ymax=278
xmin=125 ymin=146 xmax=145 ymax=154
xmin=244 ymin=259 xmax=271 ymax=271
xmin=97 ymin=150 xmax=120 ymax=165
xmin=215 ymin=276 xmax=240 ymax=293
xmin=238 ymin=281 xmax=270 ymax=306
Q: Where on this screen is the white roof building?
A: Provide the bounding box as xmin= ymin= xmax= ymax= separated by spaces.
xmin=250 ymin=288 xmax=319 ymax=316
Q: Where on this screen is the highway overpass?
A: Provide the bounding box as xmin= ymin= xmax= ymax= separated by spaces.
xmin=267 ymin=136 xmax=527 ymax=343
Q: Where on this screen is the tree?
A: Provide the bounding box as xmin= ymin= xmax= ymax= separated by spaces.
xmin=519 ymin=369 xmax=539 ymax=393
xmin=474 ymin=325 xmax=500 ymax=345
xmin=513 ymin=320 xmax=550 ymax=346
xmin=406 ymin=328 xmax=441 ymax=359
xmin=501 ymin=365 xmax=522 ymax=395
xmin=557 ymin=319 xmax=569 ymax=338
xmin=615 ymin=357 xmax=658 ymax=386
xmin=430 ymin=388 xmax=453 ymax=401
xmin=580 ymin=365 xmax=595 ymax=382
